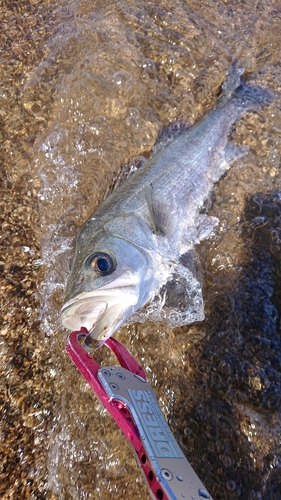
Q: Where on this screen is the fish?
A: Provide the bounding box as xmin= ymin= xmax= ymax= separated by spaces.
xmin=61 ymin=62 xmax=272 ymax=343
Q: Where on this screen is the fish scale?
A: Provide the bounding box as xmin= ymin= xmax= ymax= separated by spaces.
xmin=94 ymin=111 xmax=244 ymax=224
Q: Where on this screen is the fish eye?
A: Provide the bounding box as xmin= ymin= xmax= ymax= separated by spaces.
xmin=87 ymin=253 xmax=115 ymax=275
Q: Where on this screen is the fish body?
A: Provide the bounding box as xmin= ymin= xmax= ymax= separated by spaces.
xmin=61 ymin=63 xmax=272 ymax=342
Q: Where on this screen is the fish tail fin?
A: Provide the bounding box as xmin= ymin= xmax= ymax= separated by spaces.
xmin=220 ymin=60 xmax=273 ymax=112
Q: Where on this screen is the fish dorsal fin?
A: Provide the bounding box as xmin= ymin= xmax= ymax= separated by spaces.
xmin=220 ymin=60 xmax=244 ymax=102
xmin=145 ymin=183 xmax=178 ymax=238
xmin=152 ymin=120 xmax=191 ymax=156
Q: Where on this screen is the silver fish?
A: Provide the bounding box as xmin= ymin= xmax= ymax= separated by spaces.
xmin=61 ymin=63 xmax=272 ymax=342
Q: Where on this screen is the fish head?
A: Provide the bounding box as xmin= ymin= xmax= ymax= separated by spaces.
xmin=61 ymin=222 xmax=157 ymax=342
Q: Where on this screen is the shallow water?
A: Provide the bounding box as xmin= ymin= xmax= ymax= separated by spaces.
xmin=1 ymin=0 xmax=281 ymax=499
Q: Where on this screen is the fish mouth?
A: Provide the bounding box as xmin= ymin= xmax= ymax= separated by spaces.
xmin=61 ymin=281 xmax=140 ymax=341
xmin=61 ymin=295 xmax=108 ymax=332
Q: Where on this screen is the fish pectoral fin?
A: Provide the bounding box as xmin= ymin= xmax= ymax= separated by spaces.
xmin=225 ymin=141 xmax=249 ymax=166
xmin=181 ymin=214 xmax=219 ymax=252
xmin=179 ymin=248 xmax=202 ymax=280
xmin=195 ymin=214 xmax=219 ymax=241
xmin=145 ymin=183 xmax=178 ymax=237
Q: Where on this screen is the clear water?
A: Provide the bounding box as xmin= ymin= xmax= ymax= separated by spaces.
xmin=2 ymin=0 xmax=281 ymax=499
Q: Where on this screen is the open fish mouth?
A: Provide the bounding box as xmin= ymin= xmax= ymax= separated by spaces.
xmin=61 ymin=295 xmax=108 ymax=332
xmin=61 ymin=280 xmax=140 ymax=340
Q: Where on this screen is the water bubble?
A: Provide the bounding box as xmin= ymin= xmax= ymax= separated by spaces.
xmin=112 ymin=70 xmax=133 ymax=96
xmin=168 ymin=310 xmax=181 ymax=325
xmin=125 ymin=107 xmax=141 ymax=129
xmin=126 ymin=260 xmax=204 ymax=328
xmin=142 ymin=58 xmax=156 ymax=71
xmin=141 ymin=58 xmax=156 ymax=79
xmin=226 ymin=480 xmax=236 ymax=491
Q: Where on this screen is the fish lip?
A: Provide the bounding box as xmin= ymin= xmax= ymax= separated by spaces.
xmin=61 ymin=273 xmax=141 ymax=311
xmin=88 ymin=303 xmax=129 ymax=343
